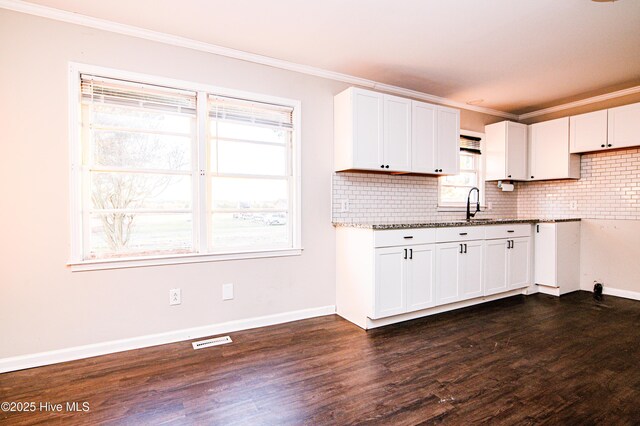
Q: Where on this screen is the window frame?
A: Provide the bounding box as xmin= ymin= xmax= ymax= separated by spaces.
xmin=68 ymin=63 xmax=302 ymax=271
xmin=437 ymin=129 xmax=486 ymax=210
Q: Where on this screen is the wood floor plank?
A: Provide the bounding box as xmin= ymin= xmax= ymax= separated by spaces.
xmin=1 ymin=291 xmax=639 ymax=425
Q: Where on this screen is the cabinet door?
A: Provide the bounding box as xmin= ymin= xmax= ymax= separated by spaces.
xmin=373 ymin=247 xmax=406 ymax=319
xmin=505 ymin=122 xmax=528 ymax=180
xmin=352 ymin=89 xmax=384 ymax=170
xmin=435 ymin=242 xmax=461 ymax=305
xmin=570 ymin=110 xmax=608 ymax=153
xmin=608 ymin=102 xmax=640 ymax=150
xmin=534 ymin=224 xmax=557 ymax=287
xmin=436 ymin=106 xmax=460 ymax=175
xmin=508 ymin=237 xmax=530 ymax=290
xmin=406 ymin=244 xmax=436 ymax=312
xmin=383 ymin=94 xmax=412 ymax=172
xmin=459 ymin=240 xmax=484 ymax=301
xmin=484 ymin=121 xmax=507 ymax=181
xmin=411 ymin=101 xmax=437 ymax=173
xmin=484 ymin=239 xmax=508 ymax=296
xmin=529 ymin=117 xmax=569 ymax=180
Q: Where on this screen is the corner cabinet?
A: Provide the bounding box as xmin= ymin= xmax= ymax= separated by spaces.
xmin=529 ymin=117 xmax=580 ymax=181
xmin=484 ymin=121 xmax=528 ymax=181
xmin=335 ymin=87 xmax=459 ymax=174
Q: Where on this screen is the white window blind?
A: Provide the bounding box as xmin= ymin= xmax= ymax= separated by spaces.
xmin=207 ymin=95 xmax=295 ymax=252
xmin=438 ymin=133 xmax=485 ymax=207
xmin=80 ymin=75 xmax=197 ymax=260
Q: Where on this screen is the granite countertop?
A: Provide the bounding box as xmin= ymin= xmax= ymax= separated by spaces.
xmin=332 ymin=218 xmax=581 ymax=230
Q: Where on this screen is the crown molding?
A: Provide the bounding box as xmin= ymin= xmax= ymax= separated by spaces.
xmin=518 ymin=85 xmax=640 ymax=120
xmin=0 ymin=0 xmax=519 ymax=119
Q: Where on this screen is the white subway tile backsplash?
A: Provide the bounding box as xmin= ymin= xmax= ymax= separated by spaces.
xmin=331 ymin=147 xmax=640 ymax=224
xmin=517 ymin=147 xmax=640 ymax=220
xmin=332 ymin=172 xmax=517 ymax=224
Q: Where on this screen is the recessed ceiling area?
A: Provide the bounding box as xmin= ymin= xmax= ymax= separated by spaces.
xmin=21 ymin=0 xmax=640 ymax=115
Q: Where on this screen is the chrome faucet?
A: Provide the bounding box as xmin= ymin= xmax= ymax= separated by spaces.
xmin=466 ymin=187 xmax=480 ymax=221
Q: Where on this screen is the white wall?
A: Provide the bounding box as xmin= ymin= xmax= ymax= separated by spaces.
xmin=580 ymin=219 xmax=640 ymax=295
xmin=0 ymin=9 xmax=345 ymax=359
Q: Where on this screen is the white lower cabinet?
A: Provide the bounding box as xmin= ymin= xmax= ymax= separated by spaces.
xmin=336 ymin=224 xmax=533 ymax=330
xmin=484 ymin=239 xmax=509 ymax=295
xmin=435 ymin=240 xmax=483 ymax=305
xmin=484 ymin=237 xmax=531 ymax=296
xmin=373 ymin=244 xmax=435 ymax=319
xmin=508 ymin=238 xmax=531 ymax=290
xmin=373 ymin=247 xmax=406 ymax=318
xmin=534 ymin=222 xmax=580 ymax=295
xmin=406 ymin=244 xmax=436 ymax=312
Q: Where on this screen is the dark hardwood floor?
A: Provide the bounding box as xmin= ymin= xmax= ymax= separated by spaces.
xmin=1 ymin=291 xmax=640 ymax=425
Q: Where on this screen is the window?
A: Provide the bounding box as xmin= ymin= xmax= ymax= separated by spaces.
xmin=438 ymin=132 xmax=484 ymax=207
xmin=70 ymin=65 xmax=300 ymax=269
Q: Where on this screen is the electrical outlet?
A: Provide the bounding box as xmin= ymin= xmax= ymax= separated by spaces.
xmin=169 ymin=288 xmax=181 ymax=306
xmin=487 ymin=202 xmax=493 ymax=210
xmin=569 ymin=200 xmax=578 ymax=210
xmin=340 ymin=199 xmax=350 ymax=212
xmin=222 ymin=283 xmax=234 ymax=300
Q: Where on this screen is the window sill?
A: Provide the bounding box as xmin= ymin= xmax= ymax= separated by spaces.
xmin=68 ymin=248 xmax=303 ymax=272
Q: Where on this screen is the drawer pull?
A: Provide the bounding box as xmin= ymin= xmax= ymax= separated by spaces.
xmin=507 ymin=230 xmax=515 ymax=233
xmin=403 ymin=236 xmax=414 ymax=239
xmin=459 ymin=232 xmax=468 ymax=236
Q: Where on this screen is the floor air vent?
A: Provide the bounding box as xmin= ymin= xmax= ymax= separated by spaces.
xmin=192 ymin=336 xmax=232 ymax=350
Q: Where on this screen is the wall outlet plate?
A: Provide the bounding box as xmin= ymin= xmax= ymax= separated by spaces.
xmin=569 ymin=200 xmax=578 ymax=210
xmin=169 ymin=288 xmax=181 ymax=305
xmin=340 ymin=199 xmax=350 ymax=212
xmin=222 ymin=283 xmax=234 ymax=300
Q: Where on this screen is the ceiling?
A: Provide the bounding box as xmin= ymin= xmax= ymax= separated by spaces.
xmin=19 ymin=0 xmax=640 ymax=115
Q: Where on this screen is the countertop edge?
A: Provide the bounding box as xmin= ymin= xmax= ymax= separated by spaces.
xmin=332 ymin=218 xmax=581 ymax=229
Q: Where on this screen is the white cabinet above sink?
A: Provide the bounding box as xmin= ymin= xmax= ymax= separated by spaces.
xmin=334 ymin=87 xmax=459 ymax=175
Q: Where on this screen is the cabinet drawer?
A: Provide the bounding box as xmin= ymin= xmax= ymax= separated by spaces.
xmin=484 ymin=224 xmax=531 ymax=240
xmin=374 ymin=228 xmax=436 ymax=247
xmin=435 ymin=226 xmax=484 ymax=243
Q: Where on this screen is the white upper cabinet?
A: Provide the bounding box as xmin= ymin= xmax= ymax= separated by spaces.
xmin=529 ymin=117 xmax=580 ymax=181
xmin=334 ymin=88 xmax=384 ymax=171
xmin=436 ymin=106 xmax=461 ymax=175
xmin=383 ymin=94 xmax=412 ymax=171
xmin=411 ymin=101 xmax=437 ymax=173
xmin=484 ymin=121 xmax=528 ymax=181
xmin=570 ymin=110 xmax=608 ymax=154
xmin=335 ymin=87 xmax=459 ymax=174
xmin=412 ymin=101 xmax=460 ymax=175
xmin=608 ymin=101 xmax=640 ymax=150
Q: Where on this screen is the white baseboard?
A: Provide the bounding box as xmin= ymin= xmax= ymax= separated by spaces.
xmin=602 ymin=286 xmax=640 ymax=301
xmin=0 ymin=305 xmax=336 ymax=374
